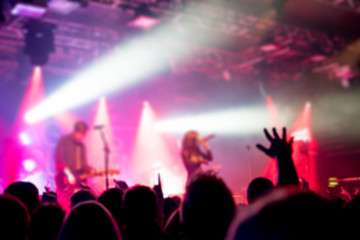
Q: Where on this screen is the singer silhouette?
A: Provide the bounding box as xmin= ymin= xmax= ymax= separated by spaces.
xmin=181 ymin=131 xmax=213 ymax=183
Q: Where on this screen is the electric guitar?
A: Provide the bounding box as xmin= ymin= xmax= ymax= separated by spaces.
xmin=55 ymin=169 xmax=120 ymax=191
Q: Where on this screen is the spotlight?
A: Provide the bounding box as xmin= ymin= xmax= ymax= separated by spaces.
xmin=23 ymin=19 xmax=56 ymax=66
xmin=155 ymin=107 xmax=270 ymax=135
xmin=19 ymin=132 xmax=32 ymax=145
xmin=23 ymin=158 xmax=37 ymax=172
xmin=48 ymin=0 xmax=88 ymax=15
xmin=10 ymin=0 xmax=47 ymax=18
xmin=126 ymin=4 xmax=160 ymax=30
xmin=128 ymin=15 xmax=160 ymax=30
xmin=291 ymin=128 xmax=311 ymax=142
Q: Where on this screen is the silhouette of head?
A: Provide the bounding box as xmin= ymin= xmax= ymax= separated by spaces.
xmin=29 ymin=203 xmax=65 ymax=240
xmin=343 ymin=194 xmax=360 ymax=239
xmin=123 ymin=185 xmax=157 ymax=225
xmin=70 ymin=189 xmax=97 ymax=208
xmin=4 ymin=181 xmax=39 ymax=213
xmin=58 ymin=201 xmax=122 ymax=240
xmin=98 ymin=188 xmax=124 ymax=229
xmin=182 ymin=172 xmax=235 ymax=240
xmin=0 ymin=194 xmax=30 ymax=240
xmin=247 ymin=177 xmax=274 ymax=204
xmin=182 ymin=131 xmax=199 ymax=150
xmin=233 ymin=190 xmax=342 ymax=240
xmin=72 ymin=121 xmax=88 ymax=142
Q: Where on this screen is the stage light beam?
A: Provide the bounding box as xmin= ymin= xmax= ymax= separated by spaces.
xmin=132 ymin=102 xmax=186 ymax=196
xmin=155 ymin=107 xmax=270 ymax=135
xmin=24 ymin=3 xmax=229 ymax=124
xmin=86 ymin=97 xmax=116 ymax=172
xmin=4 ymin=66 xmax=44 ymax=186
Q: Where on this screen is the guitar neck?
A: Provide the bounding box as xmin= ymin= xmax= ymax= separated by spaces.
xmin=77 ymin=170 xmax=119 ymax=180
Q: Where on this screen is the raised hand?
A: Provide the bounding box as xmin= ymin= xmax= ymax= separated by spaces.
xmin=42 ymin=187 xmax=58 ymax=203
xmin=153 ymin=173 xmax=163 ymax=199
xmin=257 ymin=127 xmax=299 ymax=186
xmin=113 ymin=179 xmax=129 ymax=191
xmin=256 ymin=127 xmax=294 ymax=159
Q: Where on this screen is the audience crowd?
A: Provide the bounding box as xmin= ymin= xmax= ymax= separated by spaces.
xmin=0 ymin=128 xmax=355 ymax=240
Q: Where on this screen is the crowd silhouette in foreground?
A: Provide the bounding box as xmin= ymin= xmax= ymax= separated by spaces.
xmin=0 ymin=128 xmax=357 ymax=240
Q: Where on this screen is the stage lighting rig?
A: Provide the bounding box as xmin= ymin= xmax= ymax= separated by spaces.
xmin=121 ymin=3 xmax=161 ymax=30
xmin=48 ymin=0 xmax=88 ymax=15
xmin=10 ymin=0 xmax=47 ymax=18
xmin=23 ymin=19 xmax=56 ymax=66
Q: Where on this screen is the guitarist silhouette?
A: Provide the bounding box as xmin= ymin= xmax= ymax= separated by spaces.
xmin=55 ymin=121 xmax=95 ymax=192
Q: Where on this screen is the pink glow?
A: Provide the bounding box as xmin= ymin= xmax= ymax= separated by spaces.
xmin=54 ymin=111 xmax=80 ymax=132
xmin=11 ymin=3 xmax=46 ymax=18
xmin=132 ymin=102 xmax=186 ymax=196
xmin=262 ymin=96 xmax=283 ymax=184
xmin=262 ymin=100 xmax=316 ymax=189
xmin=85 ymin=97 xmax=121 ymax=193
xmin=5 ymin=67 xmax=44 ymax=185
xmin=289 ymin=102 xmax=316 ymax=190
xmin=291 ymin=128 xmax=311 ymax=142
xmin=127 ymin=15 xmax=160 ymax=30
xmin=48 ymin=0 xmax=80 ymax=15
xmin=23 ymin=159 xmax=36 ymax=172
xmin=20 ymin=67 xmax=44 ymax=124
xmin=266 ymin=96 xmax=283 ymax=129
xmin=19 ymin=132 xmax=32 ymax=145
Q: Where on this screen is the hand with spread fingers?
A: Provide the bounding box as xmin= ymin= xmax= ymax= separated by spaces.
xmin=256 ymin=127 xmax=294 ymax=159
xmin=257 ymin=127 xmax=299 ymax=186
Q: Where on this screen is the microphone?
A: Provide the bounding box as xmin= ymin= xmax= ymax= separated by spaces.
xmin=94 ymin=124 xmax=105 ymax=130
xmin=200 ymin=134 xmax=215 ymax=142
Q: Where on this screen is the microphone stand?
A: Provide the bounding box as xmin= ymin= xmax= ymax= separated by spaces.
xmin=246 ymin=145 xmax=252 ymax=184
xmin=97 ymin=128 xmax=111 ymax=190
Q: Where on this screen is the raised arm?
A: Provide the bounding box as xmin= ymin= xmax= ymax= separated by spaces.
xmin=199 ymin=140 xmax=213 ymax=162
xmin=256 ymin=127 xmax=299 ymax=186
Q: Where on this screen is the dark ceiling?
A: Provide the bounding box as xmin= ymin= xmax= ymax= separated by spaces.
xmin=1 ymin=0 xmax=360 ymax=82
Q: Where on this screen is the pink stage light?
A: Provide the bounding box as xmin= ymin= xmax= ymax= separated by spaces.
xmin=48 ymin=0 xmax=80 ymax=15
xmin=291 ymin=128 xmax=312 ymax=142
xmin=289 ymin=101 xmax=316 ymax=190
xmin=132 ymin=102 xmax=186 ymax=196
xmin=266 ymin=96 xmax=283 ymax=129
xmin=11 ymin=3 xmax=47 ymax=18
xmin=19 ymin=132 xmax=31 ymax=145
xmin=4 ymin=67 xmax=44 ymax=185
xmin=87 ymin=97 xmax=116 ymax=172
xmin=262 ymin=100 xmax=315 ymax=189
xmin=127 ymin=15 xmax=160 ymax=30
xmin=18 ymin=66 xmax=44 ymax=126
xmin=262 ymin=96 xmax=283 ymax=184
xmin=23 ymin=159 xmax=37 ymax=172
